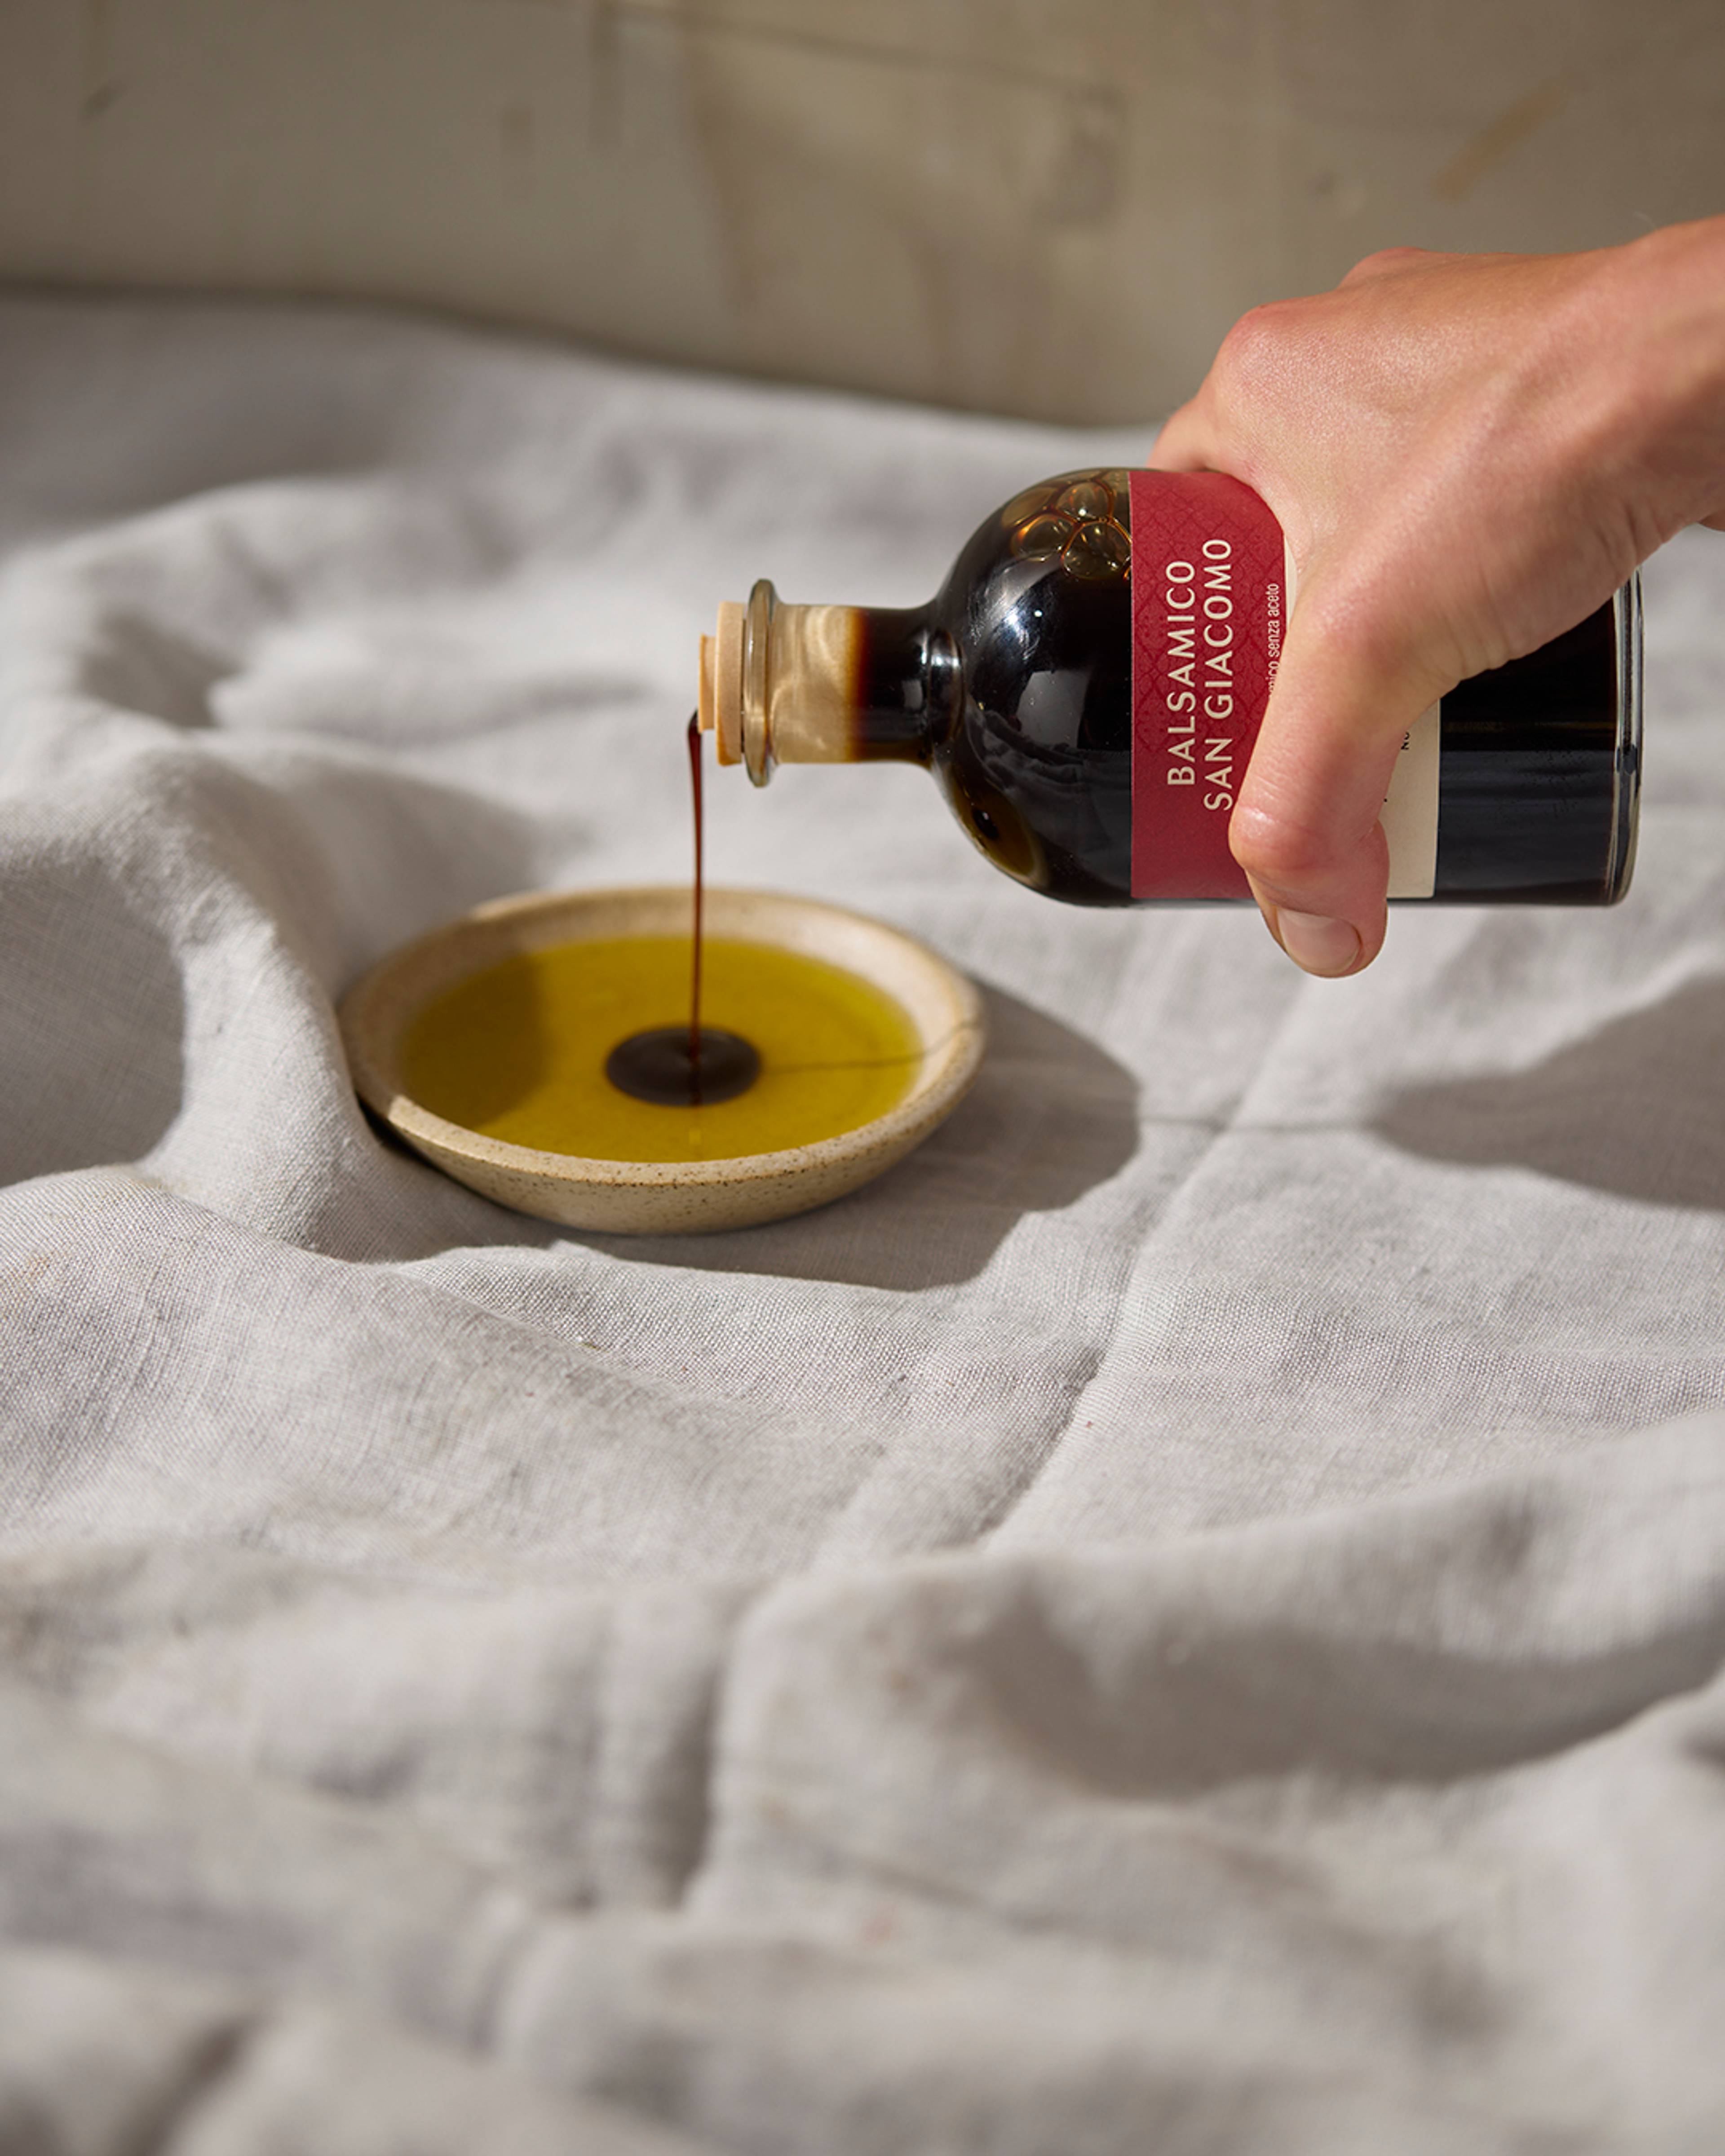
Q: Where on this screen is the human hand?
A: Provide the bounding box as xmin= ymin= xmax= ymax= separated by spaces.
xmin=1150 ymin=218 xmax=1725 ymax=975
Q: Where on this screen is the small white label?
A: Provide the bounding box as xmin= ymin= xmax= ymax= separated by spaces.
xmin=1383 ymin=704 xmax=1440 ymax=899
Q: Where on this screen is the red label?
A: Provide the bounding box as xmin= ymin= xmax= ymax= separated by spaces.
xmin=1129 ymin=471 xmax=1286 ymax=900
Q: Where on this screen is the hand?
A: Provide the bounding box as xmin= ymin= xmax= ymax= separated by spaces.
xmin=1150 ymin=218 xmax=1725 ymax=975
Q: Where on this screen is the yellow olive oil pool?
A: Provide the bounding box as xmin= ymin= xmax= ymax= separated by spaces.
xmin=399 ymin=934 xmax=923 ymax=1163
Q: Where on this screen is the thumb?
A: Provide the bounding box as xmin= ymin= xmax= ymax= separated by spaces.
xmin=1231 ymin=589 xmax=1451 ymax=976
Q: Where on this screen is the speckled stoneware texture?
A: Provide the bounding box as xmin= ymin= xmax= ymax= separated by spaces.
xmin=338 ymin=885 xmax=987 ymax=1234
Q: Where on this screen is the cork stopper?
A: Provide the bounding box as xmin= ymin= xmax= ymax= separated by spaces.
xmin=698 ymin=581 xmax=861 ymax=786
xmin=697 ymin=602 xmax=745 ymax=767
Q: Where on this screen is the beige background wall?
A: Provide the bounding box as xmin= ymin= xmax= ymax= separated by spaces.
xmin=2 ymin=0 xmax=1723 ymax=422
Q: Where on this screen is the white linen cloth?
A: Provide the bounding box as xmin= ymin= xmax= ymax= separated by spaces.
xmin=3 ymin=289 xmax=1725 ymax=2154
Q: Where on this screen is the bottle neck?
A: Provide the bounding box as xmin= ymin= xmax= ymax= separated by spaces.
xmin=699 ymin=581 xmax=952 ymax=784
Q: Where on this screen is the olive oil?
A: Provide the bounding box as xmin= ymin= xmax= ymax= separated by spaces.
xmin=399 ymin=933 xmax=922 ymax=1164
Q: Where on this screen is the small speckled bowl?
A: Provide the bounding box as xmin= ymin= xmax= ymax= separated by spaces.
xmin=338 ymin=885 xmax=987 ymax=1234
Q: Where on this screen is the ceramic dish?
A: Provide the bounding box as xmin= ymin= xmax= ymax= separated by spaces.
xmin=338 ymin=884 xmax=987 ymax=1233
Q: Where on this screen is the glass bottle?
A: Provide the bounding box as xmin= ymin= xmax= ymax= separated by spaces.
xmin=696 ymin=468 xmax=1641 ymax=907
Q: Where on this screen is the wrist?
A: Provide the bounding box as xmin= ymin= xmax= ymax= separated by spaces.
xmin=1597 ymin=219 xmax=1725 ymax=522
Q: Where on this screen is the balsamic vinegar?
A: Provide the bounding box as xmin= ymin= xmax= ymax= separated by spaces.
xmin=606 ymin=712 xmax=759 ymax=1107
xmin=696 ymin=468 xmax=1641 ymax=908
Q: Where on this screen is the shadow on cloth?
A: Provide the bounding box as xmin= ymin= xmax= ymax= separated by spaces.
xmin=579 ymin=982 xmax=1141 ymax=1291
xmin=1 ymin=877 xmax=185 ymax=1186
xmin=75 ymin=612 xmax=231 ymax=731
xmin=1375 ymin=975 xmax=1725 ymax=1211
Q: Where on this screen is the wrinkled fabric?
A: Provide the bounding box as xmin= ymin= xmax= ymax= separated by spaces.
xmin=3 ymin=290 xmax=1725 ymax=2153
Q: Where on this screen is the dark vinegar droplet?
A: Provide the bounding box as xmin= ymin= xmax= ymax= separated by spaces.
xmin=606 ymin=1026 xmax=761 ymax=1108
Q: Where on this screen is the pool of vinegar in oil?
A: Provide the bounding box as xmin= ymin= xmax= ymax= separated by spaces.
xmin=399 ymin=935 xmax=924 ymax=1163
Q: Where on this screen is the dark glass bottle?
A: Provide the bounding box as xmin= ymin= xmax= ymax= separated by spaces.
xmin=696 ymin=468 xmax=1641 ymax=908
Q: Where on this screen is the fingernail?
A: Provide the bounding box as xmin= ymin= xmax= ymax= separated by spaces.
xmin=1273 ymin=910 xmax=1362 ymax=977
